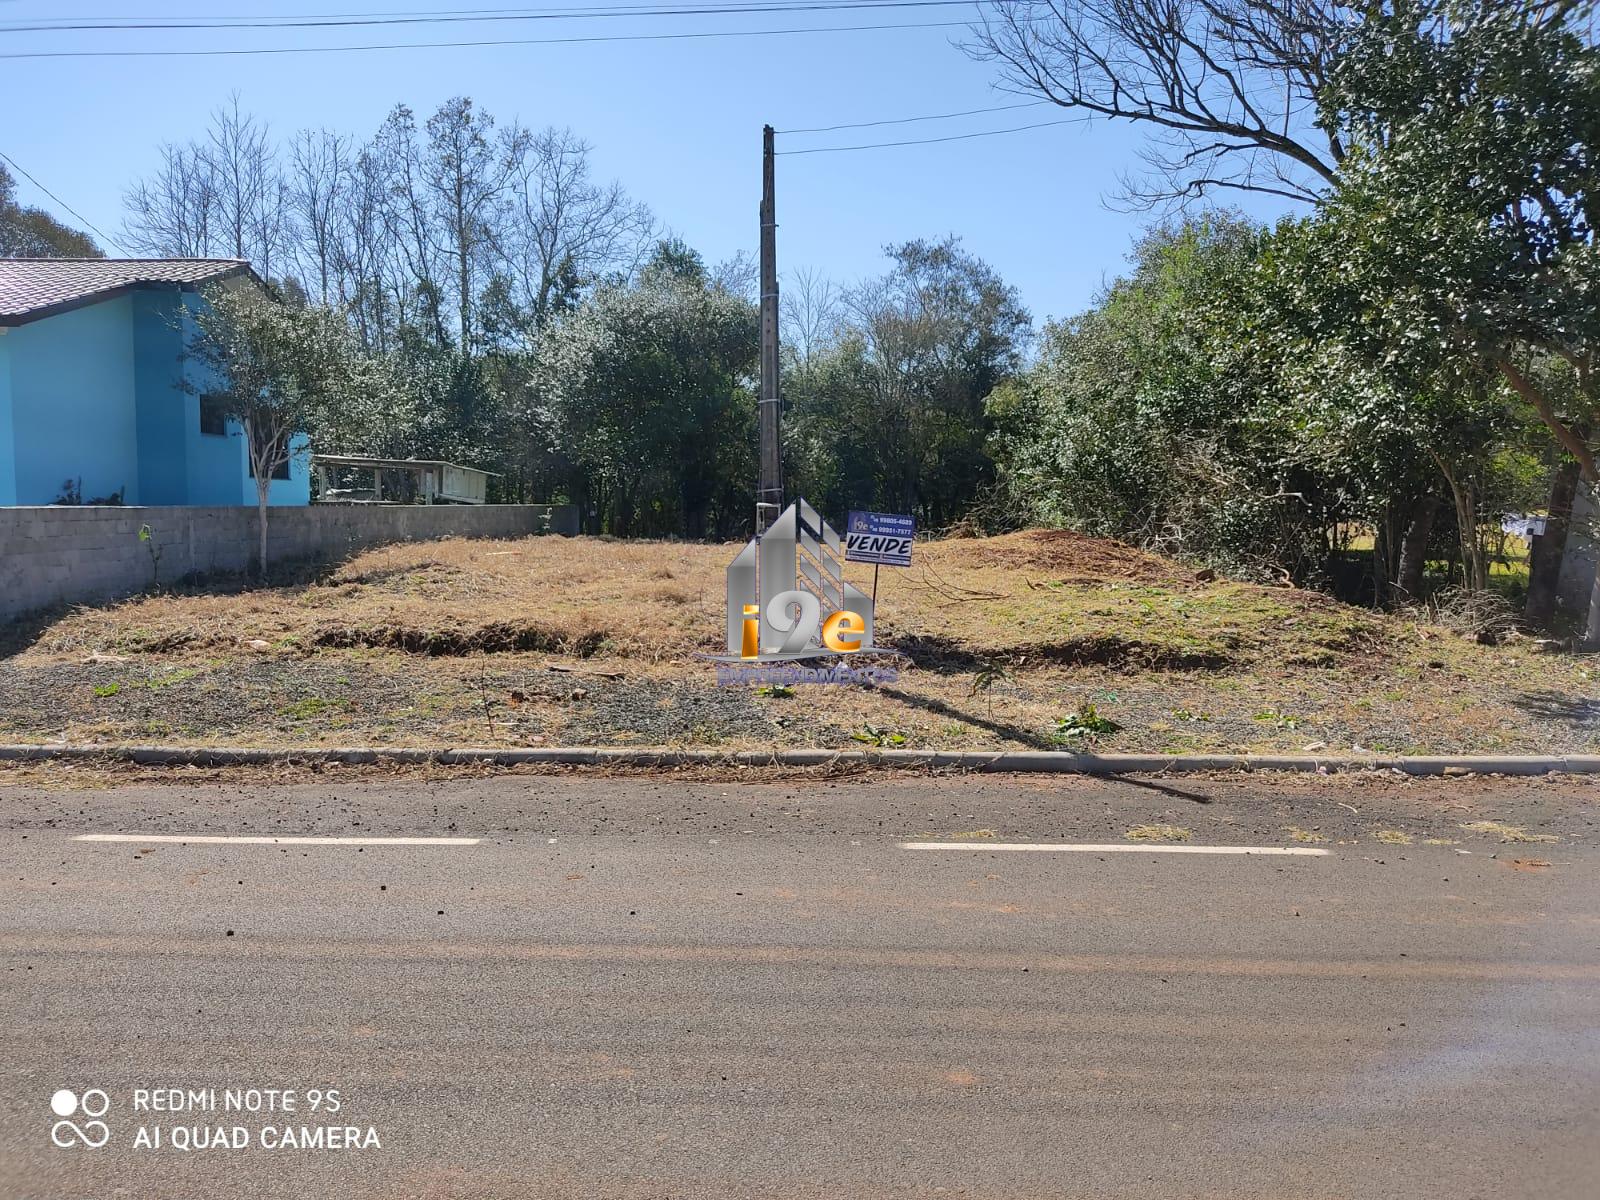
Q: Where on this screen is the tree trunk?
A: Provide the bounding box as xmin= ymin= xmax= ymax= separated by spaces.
xmin=257 ymin=477 xmax=271 ymax=579
xmin=1434 ymin=455 xmax=1487 ymax=592
xmin=1587 ymin=561 xmax=1600 ymax=649
xmin=1394 ymin=496 xmax=1439 ymax=604
xmin=684 ymin=501 xmax=707 ymax=541
xmin=458 ymin=242 xmax=471 ymax=352
xmin=1583 ymin=477 xmax=1600 ymax=651
xmin=1495 ymin=358 xmax=1600 ymax=644
xmin=1524 ymin=458 xmax=1580 ymax=629
xmin=1371 ymin=512 xmax=1391 ymax=609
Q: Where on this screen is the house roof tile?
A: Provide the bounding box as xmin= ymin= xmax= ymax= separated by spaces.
xmin=0 ymin=257 xmax=253 ymax=326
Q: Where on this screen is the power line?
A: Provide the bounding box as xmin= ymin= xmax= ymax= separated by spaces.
xmin=9 ymin=0 xmax=951 ymax=18
xmin=9 ymin=1 xmax=850 ymax=18
xmin=777 ymin=99 xmax=1047 ymax=135
xmin=0 ymin=0 xmax=995 ymax=31
xmin=0 ymin=150 xmax=127 ymax=253
xmin=0 ymin=16 xmax=968 ymax=57
xmin=776 ymin=114 xmax=1088 ymax=154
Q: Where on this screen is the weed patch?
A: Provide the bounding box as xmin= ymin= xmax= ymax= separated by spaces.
xmin=277 ymin=697 xmax=352 ymax=721
xmin=1459 ymin=820 xmax=1559 ymax=844
xmin=851 ymin=724 xmax=909 ymax=748
xmin=1282 ymin=826 xmax=1328 ymax=843
xmin=1053 ymin=702 xmax=1122 ymax=742
xmin=1126 ymin=824 xmax=1192 ymax=842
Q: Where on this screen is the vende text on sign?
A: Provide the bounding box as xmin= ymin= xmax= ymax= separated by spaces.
xmin=845 ymin=510 xmax=915 ymax=567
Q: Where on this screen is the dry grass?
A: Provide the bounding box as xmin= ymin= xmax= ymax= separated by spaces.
xmin=2 ymin=529 xmax=1596 ymax=755
xmin=20 ymin=528 xmax=1366 ymax=669
xmin=1459 ymin=820 xmax=1560 ymax=844
xmin=1282 ymin=826 xmax=1329 ymax=843
xmin=26 ymin=537 xmax=727 ymax=662
xmin=1372 ymin=829 xmax=1414 ymax=845
xmin=1126 ymin=824 xmax=1193 ymax=842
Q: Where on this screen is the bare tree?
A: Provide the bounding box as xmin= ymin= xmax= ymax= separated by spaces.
xmin=500 ymin=126 xmax=655 ymax=329
xmin=123 ymin=93 xmax=657 ymax=360
xmin=782 ymin=266 xmax=841 ymax=367
xmin=969 ymin=0 xmax=1345 ymax=207
xmin=123 ymin=142 xmax=218 ymax=257
xmin=123 ymin=96 xmax=289 ymax=276
xmin=423 ymin=97 xmax=521 ymax=351
xmin=711 ymin=250 xmax=759 ymax=303
xmin=339 ymin=145 xmax=399 ymax=351
xmin=287 ymin=129 xmax=350 ymax=305
xmin=371 ymin=104 xmax=449 ymax=346
xmin=206 ymin=95 xmax=289 ymax=277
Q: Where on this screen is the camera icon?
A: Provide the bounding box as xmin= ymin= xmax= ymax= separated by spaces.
xmin=50 ymin=1089 xmax=110 ymax=1149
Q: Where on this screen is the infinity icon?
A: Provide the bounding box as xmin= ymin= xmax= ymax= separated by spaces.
xmin=50 ymin=1088 xmax=110 ymax=1149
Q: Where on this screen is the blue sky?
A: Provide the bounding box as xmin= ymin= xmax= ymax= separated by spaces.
xmin=0 ymin=1 xmax=1301 ymax=324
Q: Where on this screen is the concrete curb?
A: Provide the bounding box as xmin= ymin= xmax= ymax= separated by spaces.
xmin=0 ymin=744 xmax=1596 ymax=776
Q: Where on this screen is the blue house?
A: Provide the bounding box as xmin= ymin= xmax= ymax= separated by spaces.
xmin=0 ymin=259 xmax=310 ymax=507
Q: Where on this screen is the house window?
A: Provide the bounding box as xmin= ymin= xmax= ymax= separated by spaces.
xmin=247 ymin=454 xmax=293 ymax=482
xmin=199 ymin=394 xmax=230 ymax=436
xmin=247 ymin=425 xmax=293 ymax=481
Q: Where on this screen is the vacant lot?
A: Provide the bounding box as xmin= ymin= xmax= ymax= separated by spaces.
xmin=0 ymin=530 xmax=1594 ymax=754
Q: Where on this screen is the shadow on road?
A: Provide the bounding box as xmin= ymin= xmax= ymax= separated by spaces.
xmin=1105 ymin=775 xmax=1215 ymax=805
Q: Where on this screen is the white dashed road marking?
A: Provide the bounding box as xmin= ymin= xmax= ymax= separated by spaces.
xmin=900 ymin=842 xmax=1329 ymax=855
xmin=74 ymin=834 xmax=481 ymax=846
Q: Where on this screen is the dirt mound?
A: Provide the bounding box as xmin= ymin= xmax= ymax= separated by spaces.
xmin=954 ymin=528 xmax=1191 ymax=585
xmin=891 ymin=631 xmax=1231 ymax=672
xmin=310 ymin=621 xmax=607 ymax=657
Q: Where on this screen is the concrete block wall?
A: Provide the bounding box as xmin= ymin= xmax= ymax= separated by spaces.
xmin=0 ymin=503 xmax=579 ymax=626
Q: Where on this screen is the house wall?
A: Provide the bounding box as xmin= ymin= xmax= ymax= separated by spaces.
xmin=234 ymin=432 xmax=312 ymax=507
xmin=167 ymin=293 xmax=312 ymax=507
xmin=2 ymin=289 xmax=311 ymax=509
xmin=0 ymin=502 xmax=579 ymax=625
xmin=132 ymin=291 xmax=190 ymax=506
xmin=7 ymin=296 xmax=142 ymax=505
xmin=174 ymin=293 xmax=245 ymax=504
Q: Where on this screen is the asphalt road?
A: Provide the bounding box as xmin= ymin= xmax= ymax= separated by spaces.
xmin=1 ymin=770 xmax=1597 ymax=1199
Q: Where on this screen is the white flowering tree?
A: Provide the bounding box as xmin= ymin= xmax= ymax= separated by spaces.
xmin=185 ymin=282 xmax=382 ymax=575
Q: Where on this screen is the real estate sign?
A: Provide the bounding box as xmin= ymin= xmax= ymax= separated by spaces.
xmin=845 ymin=510 xmax=915 ymax=567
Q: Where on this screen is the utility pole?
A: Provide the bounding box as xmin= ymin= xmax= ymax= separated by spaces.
xmin=756 ymin=123 xmax=782 ymax=535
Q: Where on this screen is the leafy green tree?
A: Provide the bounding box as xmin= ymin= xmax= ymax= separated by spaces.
xmin=1248 ymin=219 xmax=1532 ymax=600
xmin=0 ymin=164 xmax=101 ymax=258
xmin=531 ymin=249 xmax=758 ymax=537
xmin=783 ymin=334 xmax=883 ymax=521
xmin=988 ymin=217 xmax=1339 ymax=578
xmin=639 ymin=237 xmax=707 ymax=288
xmin=391 ymin=336 xmax=509 ymax=468
xmin=1276 ymin=0 xmax=1600 ymax=635
xmin=987 ymin=212 xmax=1520 ymax=595
xmin=186 ymin=284 xmax=384 ymax=573
xmin=787 ymin=237 xmax=1029 ymax=528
